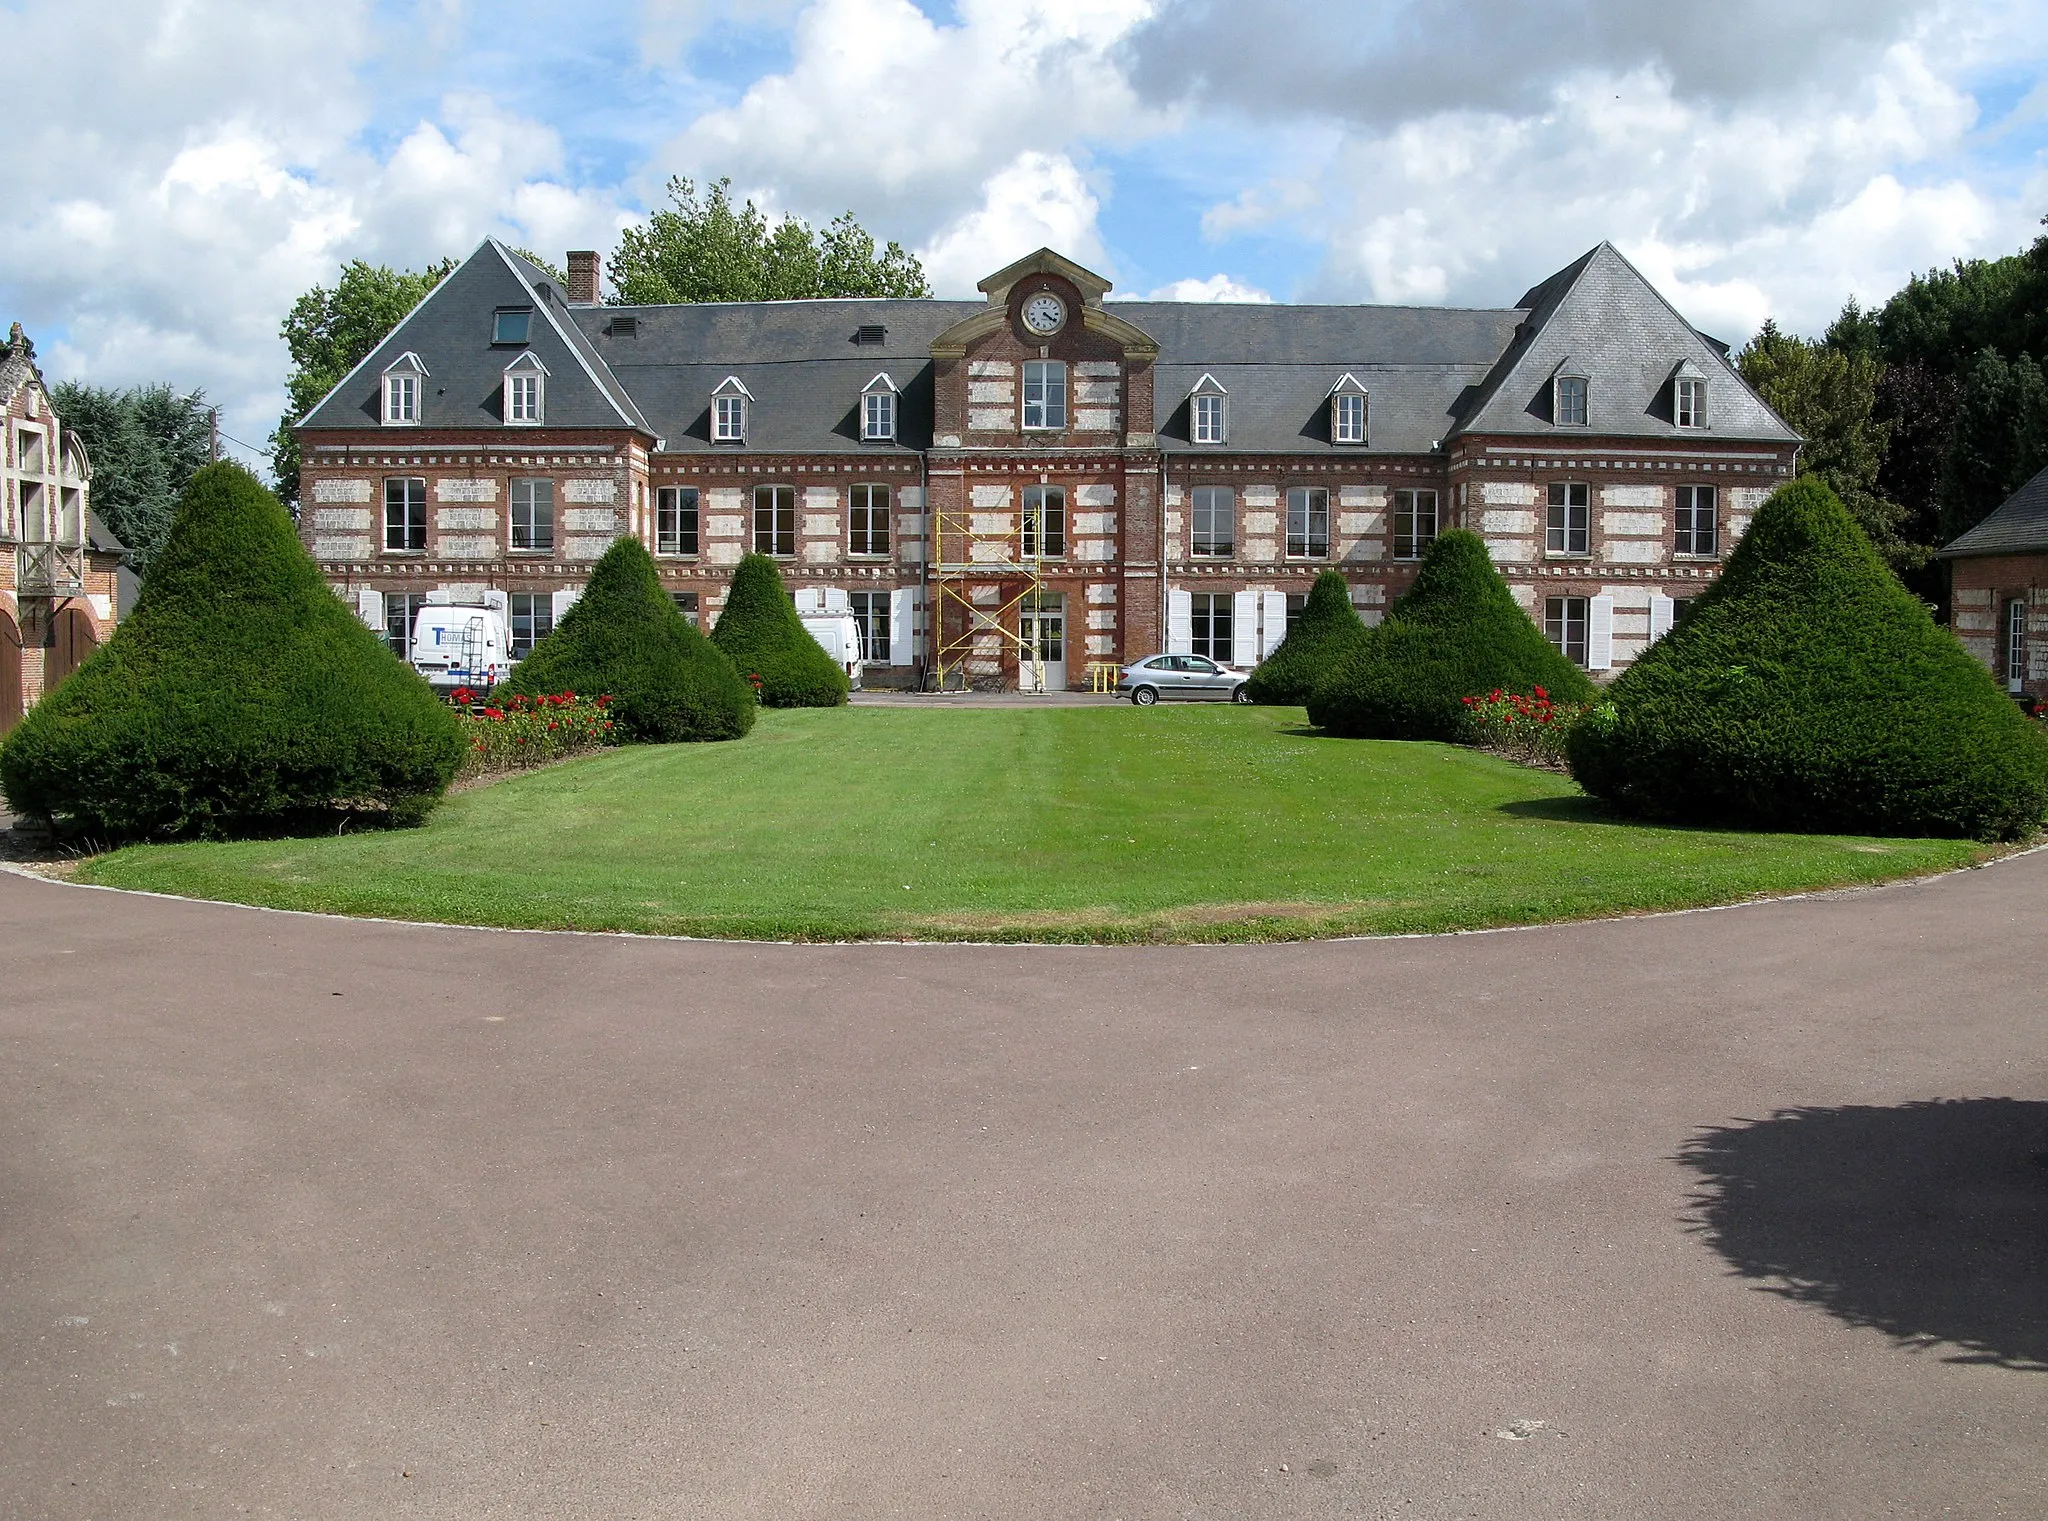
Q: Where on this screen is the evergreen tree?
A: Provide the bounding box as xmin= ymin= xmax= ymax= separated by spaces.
xmin=710 ymin=554 xmax=851 ymax=708
xmin=1568 ymin=477 xmax=2048 ymax=841
xmin=1244 ymin=569 xmax=1366 ymax=705
xmin=498 ymin=538 xmax=755 ymax=742
xmin=0 ymin=464 xmax=462 ymax=838
xmin=1307 ymin=529 xmax=1595 ymax=740
xmin=609 ymin=177 xmax=930 ymax=305
xmin=1939 ymin=348 xmax=2048 ymax=542
xmin=49 ymin=381 xmax=212 ymax=576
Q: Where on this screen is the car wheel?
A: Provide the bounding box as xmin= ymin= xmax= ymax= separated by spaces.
xmin=1131 ymin=685 xmax=1159 ymax=706
xmin=1230 ymin=684 xmax=1252 ymax=704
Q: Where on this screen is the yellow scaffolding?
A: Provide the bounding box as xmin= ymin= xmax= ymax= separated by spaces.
xmin=929 ymin=486 xmax=1051 ymax=692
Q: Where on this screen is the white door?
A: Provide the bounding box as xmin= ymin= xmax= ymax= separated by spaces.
xmin=1019 ymin=593 xmax=1067 ymax=692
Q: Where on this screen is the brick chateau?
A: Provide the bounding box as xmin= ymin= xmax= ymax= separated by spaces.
xmin=296 ymin=242 xmax=1801 ymax=689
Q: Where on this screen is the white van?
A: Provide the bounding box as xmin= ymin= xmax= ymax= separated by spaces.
xmin=410 ymin=604 xmax=514 ymax=694
xmin=800 ymin=613 xmax=865 ymax=690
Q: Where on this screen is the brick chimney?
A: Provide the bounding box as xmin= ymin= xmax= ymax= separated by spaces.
xmin=566 ymin=250 xmax=600 ymax=305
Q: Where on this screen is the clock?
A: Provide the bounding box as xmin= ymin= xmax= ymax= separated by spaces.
xmin=1021 ymin=292 xmax=1066 ymax=334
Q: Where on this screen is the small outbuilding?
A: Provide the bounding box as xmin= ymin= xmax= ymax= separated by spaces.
xmin=1939 ymin=464 xmax=2048 ymax=702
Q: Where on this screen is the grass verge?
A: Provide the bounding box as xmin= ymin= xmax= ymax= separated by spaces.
xmin=77 ymin=705 xmax=2001 ymax=942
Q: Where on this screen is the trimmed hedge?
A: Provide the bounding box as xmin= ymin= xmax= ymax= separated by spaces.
xmin=1568 ymin=477 xmax=2048 ymax=840
xmin=1244 ymin=568 xmax=1367 ymax=705
xmin=710 ymin=554 xmax=851 ymax=708
xmin=1307 ymin=529 xmax=1596 ymax=739
xmin=0 ymin=463 xmax=462 ymax=838
xmin=498 ymin=537 xmax=755 ymax=743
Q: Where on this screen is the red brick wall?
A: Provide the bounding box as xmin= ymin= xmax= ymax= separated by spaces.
xmin=1950 ymin=554 xmax=2048 ymax=699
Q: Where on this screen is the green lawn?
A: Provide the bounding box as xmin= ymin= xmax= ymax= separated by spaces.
xmin=78 ymin=705 xmax=1998 ymax=942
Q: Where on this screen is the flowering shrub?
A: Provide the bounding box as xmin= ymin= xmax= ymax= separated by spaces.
xmin=452 ymin=689 xmax=618 ymax=782
xmin=1457 ymin=686 xmax=1593 ymax=771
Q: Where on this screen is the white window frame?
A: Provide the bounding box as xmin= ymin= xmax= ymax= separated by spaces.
xmin=656 ymin=486 xmax=699 ymax=557
xmin=1189 ymin=591 xmax=1234 ymax=662
xmin=509 ymin=478 xmax=555 ymax=553
xmin=847 ymin=590 xmax=891 ymax=663
xmin=383 ymin=476 xmax=427 ymax=552
xmin=1675 ymin=484 xmax=1717 ymax=557
xmin=1021 ymin=484 xmax=1065 ymax=559
xmin=1393 ymin=488 xmax=1438 ymax=561
xmin=504 ymin=352 xmax=548 ymax=426
xmin=849 ymin=483 xmax=891 ymax=557
xmin=2007 ymin=597 xmax=2028 ymax=693
xmin=754 ymin=484 xmax=796 ymax=556
xmin=1554 ymin=374 xmax=1589 ymax=427
xmin=383 ymin=373 xmax=420 ymax=426
xmin=1022 ymin=361 xmax=1067 ymax=431
xmin=861 ymin=375 xmax=898 ymax=442
xmin=1286 ymin=486 xmax=1329 ymax=559
xmin=1546 ymin=595 xmax=1589 ymax=666
xmin=1675 ymin=375 xmax=1708 ymax=430
xmin=712 ymin=376 xmax=753 ymax=443
xmin=1192 ymin=392 xmax=1226 ymax=445
xmin=508 ymin=591 xmax=554 ymax=659
xmin=1190 ymin=485 xmax=1233 ymax=558
xmin=1329 ymin=376 xmax=1368 ymax=444
xmin=1547 ymin=481 xmax=1590 ymax=555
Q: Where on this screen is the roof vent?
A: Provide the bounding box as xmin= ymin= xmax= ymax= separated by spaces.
xmin=608 ymin=316 xmax=638 ymax=338
xmin=854 ymin=324 xmax=886 ymax=345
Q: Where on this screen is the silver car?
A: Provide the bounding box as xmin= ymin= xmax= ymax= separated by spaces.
xmin=1117 ymin=654 xmax=1252 ymax=705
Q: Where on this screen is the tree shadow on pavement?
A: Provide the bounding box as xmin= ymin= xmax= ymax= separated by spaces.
xmin=1678 ymin=1099 xmax=2048 ymax=1370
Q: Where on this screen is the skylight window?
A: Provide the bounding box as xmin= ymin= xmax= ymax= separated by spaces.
xmin=493 ymin=308 xmax=533 ymax=345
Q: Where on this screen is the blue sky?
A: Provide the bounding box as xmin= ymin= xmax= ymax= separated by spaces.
xmin=1 ymin=0 xmax=2043 ymax=468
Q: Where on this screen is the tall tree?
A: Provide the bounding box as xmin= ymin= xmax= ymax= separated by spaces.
xmin=268 ymin=258 xmax=454 ymax=507
xmin=1737 ymin=320 xmax=1912 ymax=572
xmin=1940 ymin=348 xmax=2048 ymax=542
xmin=608 ymin=177 xmax=930 ymax=305
xmin=49 ymin=381 xmax=212 ymax=576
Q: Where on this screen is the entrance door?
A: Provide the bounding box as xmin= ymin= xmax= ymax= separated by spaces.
xmin=45 ymin=606 xmax=97 ymax=690
xmin=0 ymin=607 xmax=21 ymax=735
xmin=1018 ymin=593 xmax=1066 ymax=692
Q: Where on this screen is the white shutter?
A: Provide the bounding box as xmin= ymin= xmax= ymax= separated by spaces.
xmin=1648 ymin=592 xmax=1675 ymax=644
xmin=355 ymin=588 xmax=383 ymax=631
xmin=889 ymin=587 xmax=916 ymax=666
xmin=1231 ymin=590 xmax=1259 ymax=666
xmin=1588 ymin=594 xmax=1615 ymax=671
xmin=551 ymin=586 xmax=582 ymax=625
xmin=1260 ymin=591 xmax=1287 ymax=658
xmin=1166 ymin=588 xmax=1193 ymax=655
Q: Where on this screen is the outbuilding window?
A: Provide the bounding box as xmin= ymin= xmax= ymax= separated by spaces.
xmin=2007 ymin=597 xmax=2028 ymax=694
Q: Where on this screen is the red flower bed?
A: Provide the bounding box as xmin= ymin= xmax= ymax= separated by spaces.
xmin=1457 ymin=686 xmax=1593 ymax=771
xmin=452 ymin=690 xmax=618 ymax=781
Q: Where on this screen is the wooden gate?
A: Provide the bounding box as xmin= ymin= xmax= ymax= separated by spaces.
xmin=45 ymin=606 xmax=97 ymax=690
xmin=0 ymin=607 xmax=21 ymax=734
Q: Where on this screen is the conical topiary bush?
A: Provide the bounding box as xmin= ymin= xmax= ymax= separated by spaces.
xmin=1244 ymin=569 xmax=1368 ymax=705
xmin=1306 ymin=528 xmax=1596 ymax=739
xmin=1569 ymin=477 xmax=2048 ymax=840
xmin=710 ymin=553 xmax=850 ymax=708
xmin=0 ymin=462 xmax=462 ymax=838
xmin=498 ymin=538 xmax=755 ymax=742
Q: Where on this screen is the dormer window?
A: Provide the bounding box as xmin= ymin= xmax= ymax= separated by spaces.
xmin=1329 ymin=374 xmax=1368 ymax=444
xmin=504 ymin=351 xmax=548 ymax=426
xmin=382 ymin=353 xmax=427 ymax=426
xmin=1674 ymin=365 xmax=1708 ymax=429
xmin=1554 ymin=371 xmax=1589 ymax=427
xmin=711 ymin=376 xmax=752 ymax=443
xmin=493 ymin=308 xmax=533 ymax=345
xmin=1190 ymin=375 xmax=1227 ymax=445
xmin=862 ymin=374 xmax=898 ymax=441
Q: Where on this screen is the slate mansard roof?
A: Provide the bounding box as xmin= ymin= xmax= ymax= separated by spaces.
xmin=298 ymin=239 xmax=1800 ymax=456
xmin=1939 ymin=464 xmax=2048 ymax=558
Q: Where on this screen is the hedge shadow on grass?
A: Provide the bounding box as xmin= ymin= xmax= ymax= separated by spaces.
xmin=1678 ymin=1099 xmax=2048 ymax=1370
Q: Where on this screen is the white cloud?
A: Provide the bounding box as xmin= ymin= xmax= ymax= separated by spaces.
xmin=917 ymin=152 xmax=1109 ymax=295
xmin=1129 ymin=273 xmax=1272 ymax=302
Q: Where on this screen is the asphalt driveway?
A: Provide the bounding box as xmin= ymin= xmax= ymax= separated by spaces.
xmin=1 ymin=858 xmax=2043 ymax=1519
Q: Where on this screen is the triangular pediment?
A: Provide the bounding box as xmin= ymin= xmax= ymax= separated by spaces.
xmin=976 ymin=247 xmax=1114 ymax=308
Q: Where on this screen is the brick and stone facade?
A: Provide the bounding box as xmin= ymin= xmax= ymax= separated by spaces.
xmin=1 ymin=324 xmax=123 ymax=735
xmin=1939 ymin=466 xmax=2048 ymax=703
xmin=295 ymin=242 xmax=1801 ymax=690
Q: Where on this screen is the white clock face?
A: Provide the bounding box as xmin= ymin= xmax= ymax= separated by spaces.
xmin=1022 ymin=293 xmax=1066 ymax=334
